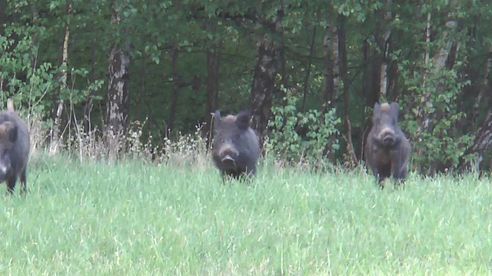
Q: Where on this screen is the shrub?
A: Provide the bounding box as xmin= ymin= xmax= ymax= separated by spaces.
xmin=267 ymin=89 xmax=340 ymax=167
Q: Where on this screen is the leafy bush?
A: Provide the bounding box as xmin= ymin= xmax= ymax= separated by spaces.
xmin=1 ymin=23 xmax=103 ymax=151
xmin=267 ymin=89 xmax=340 ymax=166
xmin=0 ymin=26 xmax=57 ymax=117
xmin=400 ymin=63 xmax=473 ymax=174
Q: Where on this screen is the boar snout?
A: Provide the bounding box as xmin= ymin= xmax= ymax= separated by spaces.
xmin=379 ymin=127 xmax=396 ymax=146
xmin=221 ymin=155 xmax=236 ymax=168
xmin=218 ymin=143 xmax=239 ymax=169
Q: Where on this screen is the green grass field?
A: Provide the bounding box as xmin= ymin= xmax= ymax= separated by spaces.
xmin=0 ymin=155 xmax=491 ymax=274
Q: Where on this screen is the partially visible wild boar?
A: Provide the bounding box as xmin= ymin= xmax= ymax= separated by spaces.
xmin=0 ymin=99 xmax=30 ymax=193
xmin=212 ymin=110 xmax=260 ymax=179
xmin=365 ymin=102 xmax=411 ymax=187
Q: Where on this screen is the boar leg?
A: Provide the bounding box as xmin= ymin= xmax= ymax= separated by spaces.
xmin=377 ymin=164 xmax=391 ymax=189
xmin=391 ymin=158 xmax=407 ymax=186
xmin=376 ymin=173 xmax=386 ymax=189
xmin=394 ymin=167 xmax=408 ymax=187
xmin=6 ymin=176 xmax=17 ymax=194
xmin=370 ymin=167 xmax=381 ymax=182
xmin=20 ymin=168 xmax=27 ymax=194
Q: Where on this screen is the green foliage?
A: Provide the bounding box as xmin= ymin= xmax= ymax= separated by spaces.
xmin=0 ymin=25 xmax=58 ymax=116
xmin=267 ymin=89 xmax=340 ymax=165
xmin=0 ymin=23 xmax=101 ymax=121
xmin=2 ymin=156 xmax=491 ymax=273
xmin=400 ymin=63 xmax=473 ymax=173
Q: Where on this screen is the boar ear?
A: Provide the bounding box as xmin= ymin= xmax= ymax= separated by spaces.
xmin=212 ymin=110 xmax=221 ymax=129
xmin=213 ymin=110 xmax=221 ymax=120
xmin=0 ymin=121 xmax=17 ymax=142
xmin=390 ymin=102 xmax=400 ymax=120
xmin=236 ymin=110 xmax=251 ymax=130
xmin=373 ymin=102 xmax=381 ymax=113
xmin=372 ymin=103 xmax=381 ymax=122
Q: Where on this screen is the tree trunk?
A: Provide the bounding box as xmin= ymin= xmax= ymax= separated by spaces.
xmin=360 ymin=39 xmax=374 ymax=161
xmin=465 ymin=112 xmax=492 ymax=171
xmin=30 ymin=3 xmax=40 ymax=69
xmin=432 ymin=20 xmax=458 ymax=70
xmin=367 ymin=55 xmax=381 ymax=105
xmin=363 ymin=39 xmax=381 ymax=108
xmin=83 ymin=46 xmax=98 ymax=132
xmin=0 ymin=0 xmax=6 ymax=35
xmin=106 ymin=45 xmax=130 ymax=159
xmin=338 ymin=15 xmax=357 ymax=165
xmin=415 ymin=11 xmax=432 ymax=152
xmin=106 ymin=3 xmax=130 ymax=160
xmin=422 ymin=12 xmax=431 ymax=87
xmin=278 ymin=0 xmax=287 ymax=89
xmin=471 ymin=112 xmax=492 ymax=154
xmin=250 ymin=36 xmax=281 ymax=144
xmin=363 ymin=0 xmax=392 ymax=107
xmin=49 ymin=3 xmax=72 ymax=155
xmin=249 ymin=5 xmax=285 ymax=145
xmin=378 ymin=0 xmax=392 ymax=99
xmin=167 ymin=46 xmax=179 ymax=134
xmin=83 ymin=95 xmax=94 ymax=134
xmin=206 ymin=49 xmax=219 ymax=115
xmin=387 ymin=61 xmax=399 ymax=100
xmin=361 ymin=40 xmax=376 ymax=108
xmin=472 ymin=48 xmax=492 ymax=121
xmin=204 ymin=47 xmax=220 ymax=144
xmin=322 ymin=7 xmax=341 ymax=162
xmin=462 ymin=48 xmax=492 ymax=172
xmin=323 ymin=23 xmax=338 ymax=110
xmin=301 ymin=26 xmax=316 ymax=112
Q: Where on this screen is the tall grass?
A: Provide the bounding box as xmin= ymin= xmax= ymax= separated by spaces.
xmin=0 ymin=154 xmax=491 ymax=274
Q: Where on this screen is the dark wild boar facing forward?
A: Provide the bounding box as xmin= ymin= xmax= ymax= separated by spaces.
xmin=212 ymin=110 xmax=260 ymax=179
xmin=365 ymin=102 xmax=411 ymax=187
xmin=0 ymin=99 xmax=30 ymax=194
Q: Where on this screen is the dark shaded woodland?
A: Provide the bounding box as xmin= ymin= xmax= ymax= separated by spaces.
xmin=1 ymin=1 xmax=491 ymax=173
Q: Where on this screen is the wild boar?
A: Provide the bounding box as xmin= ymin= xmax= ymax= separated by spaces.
xmin=0 ymin=99 xmax=30 ymax=193
xmin=212 ymin=110 xmax=260 ymax=179
xmin=365 ymin=102 xmax=411 ymax=187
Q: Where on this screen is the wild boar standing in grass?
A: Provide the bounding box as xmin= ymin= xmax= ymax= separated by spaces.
xmin=0 ymin=99 xmax=30 ymax=194
xmin=212 ymin=110 xmax=260 ymax=180
xmin=365 ymin=102 xmax=411 ymax=187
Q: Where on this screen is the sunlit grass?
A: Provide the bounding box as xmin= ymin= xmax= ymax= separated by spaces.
xmin=0 ymin=155 xmax=491 ymax=274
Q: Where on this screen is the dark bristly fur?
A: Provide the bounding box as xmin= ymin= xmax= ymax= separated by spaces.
xmin=0 ymin=99 xmax=30 ymax=194
xmin=212 ymin=110 xmax=260 ymax=180
xmin=365 ymin=102 xmax=411 ymax=188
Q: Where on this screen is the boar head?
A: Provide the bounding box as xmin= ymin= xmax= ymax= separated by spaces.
xmin=212 ymin=110 xmax=251 ymax=170
xmin=371 ymin=102 xmax=401 ymax=148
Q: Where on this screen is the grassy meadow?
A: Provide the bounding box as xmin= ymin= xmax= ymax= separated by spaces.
xmin=0 ymin=154 xmax=491 ymax=274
